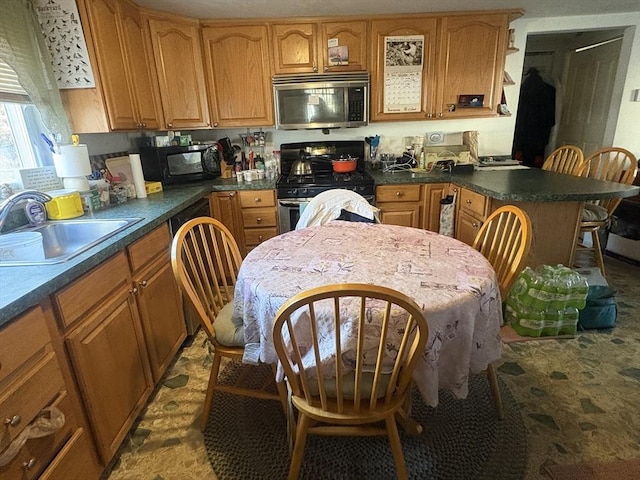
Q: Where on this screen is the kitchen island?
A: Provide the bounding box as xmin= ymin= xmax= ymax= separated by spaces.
xmin=371 ymin=167 xmax=639 ymax=268
xmin=1 ymin=167 xmax=638 ymax=327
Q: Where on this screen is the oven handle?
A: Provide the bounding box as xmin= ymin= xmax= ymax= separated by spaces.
xmin=278 ymin=199 xmax=314 ymax=207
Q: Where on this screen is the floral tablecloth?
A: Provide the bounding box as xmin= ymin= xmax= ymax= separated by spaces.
xmin=234 ymin=221 xmax=503 ymax=407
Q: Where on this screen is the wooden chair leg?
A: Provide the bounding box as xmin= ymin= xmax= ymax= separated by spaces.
xmin=385 ymin=416 xmax=408 ymax=480
xmin=271 ymin=363 xmax=289 ymax=417
xmin=201 ymin=353 xmax=223 ymax=431
xmin=591 ymin=229 xmax=606 ymax=276
xmin=288 ymin=413 xmax=311 ymax=480
xmin=486 ymin=364 xmax=504 ymax=420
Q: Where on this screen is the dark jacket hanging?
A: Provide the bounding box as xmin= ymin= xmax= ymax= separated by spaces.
xmin=512 ymin=68 xmax=556 ymax=168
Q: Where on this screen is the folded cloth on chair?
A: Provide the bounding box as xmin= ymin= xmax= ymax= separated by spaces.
xmin=296 ymin=189 xmax=380 ymax=229
xmin=582 ymin=203 xmax=609 ymax=222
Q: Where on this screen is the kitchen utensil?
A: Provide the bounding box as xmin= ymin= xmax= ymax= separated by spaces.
xmin=332 ymin=157 xmax=358 ymax=173
xmin=291 ymin=149 xmax=313 ymax=176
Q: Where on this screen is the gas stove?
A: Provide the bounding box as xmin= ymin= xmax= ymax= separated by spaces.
xmin=277 ymin=140 xmax=375 ymax=199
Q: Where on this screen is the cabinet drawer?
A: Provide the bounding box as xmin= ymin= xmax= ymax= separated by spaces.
xmin=243 ymin=227 xmax=278 ymax=247
xmin=376 ymin=184 xmax=422 ymax=203
xmin=243 ymin=208 xmax=278 ymax=228
xmin=0 ymin=305 xmax=51 ymax=384
xmin=0 ymin=351 xmax=64 ymax=451
xmin=0 ymin=392 xmax=74 ymax=480
xmin=238 ymin=189 xmax=276 ymax=208
xmin=39 ymin=428 xmax=98 ymax=480
xmin=459 ymin=188 xmax=488 ymax=219
xmin=127 ymin=223 xmax=171 ymax=272
xmin=53 ymin=252 xmax=131 ymax=330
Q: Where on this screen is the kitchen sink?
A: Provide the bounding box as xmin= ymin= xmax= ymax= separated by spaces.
xmin=0 ymin=217 xmax=143 ymax=266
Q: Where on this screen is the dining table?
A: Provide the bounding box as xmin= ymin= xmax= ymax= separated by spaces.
xmin=233 ymin=220 xmax=503 ymax=408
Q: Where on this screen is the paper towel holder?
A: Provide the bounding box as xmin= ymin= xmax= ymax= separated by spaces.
xmin=53 ymin=144 xmax=91 ymax=191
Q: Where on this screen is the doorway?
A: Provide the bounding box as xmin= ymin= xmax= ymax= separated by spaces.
xmin=515 ymin=28 xmax=625 ymax=161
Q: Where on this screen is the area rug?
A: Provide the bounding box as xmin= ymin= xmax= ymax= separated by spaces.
xmin=545 ymin=458 xmax=640 ymax=480
xmin=203 ymin=363 xmax=527 ymax=480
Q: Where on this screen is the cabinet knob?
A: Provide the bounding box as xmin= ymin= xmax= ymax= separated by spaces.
xmin=254 ymin=197 xmax=261 ymax=203
xmin=130 ymin=287 xmax=138 ymax=295
xmin=142 ymin=123 xmax=146 ymax=128
xmin=472 ymin=222 xmax=479 ymax=228
xmin=258 ymin=235 xmax=263 ymax=241
xmin=138 ymin=280 xmax=148 ymax=288
xmin=229 ymin=192 xmax=235 ymax=197
xmin=395 ymin=192 xmax=402 ymax=197
xmin=23 ymin=458 xmax=37 ymax=470
xmin=466 ymin=199 xmax=472 ymax=204
xmin=256 ymin=218 xmax=262 ymax=223
xmin=313 ymin=64 xmax=318 ymax=72
xmin=167 ymin=123 xmax=173 ymax=128
xmin=427 ymin=113 xmax=433 ymax=118
xmin=5 ymin=415 xmax=20 ymax=427
xmin=213 ymin=122 xmax=218 ymax=127
xmin=323 ymin=66 xmax=328 ymax=72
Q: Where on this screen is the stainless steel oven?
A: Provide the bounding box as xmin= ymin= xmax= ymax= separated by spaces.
xmin=276 ymin=140 xmax=375 ymax=233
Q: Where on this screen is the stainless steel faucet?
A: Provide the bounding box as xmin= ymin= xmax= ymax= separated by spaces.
xmin=0 ymin=190 xmax=53 ymax=233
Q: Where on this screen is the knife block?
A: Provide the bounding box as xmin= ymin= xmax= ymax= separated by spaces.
xmin=221 ymin=160 xmax=234 ymax=178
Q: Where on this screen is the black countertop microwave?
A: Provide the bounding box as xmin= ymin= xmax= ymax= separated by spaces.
xmin=139 ymin=145 xmax=221 ymax=185
xmin=273 ymin=72 xmax=369 ymax=130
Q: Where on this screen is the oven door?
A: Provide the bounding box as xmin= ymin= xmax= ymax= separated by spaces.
xmin=278 ymin=198 xmax=314 ymax=233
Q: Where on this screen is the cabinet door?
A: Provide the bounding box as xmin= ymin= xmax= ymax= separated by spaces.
xmin=202 ymin=24 xmax=274 ymax=127
xmin=147 ymin=17 xmax=210 ymax=129
xmin=436 ymin=13 xmax=508 ymax=118
xmin=272 ymin=23 xmax=317 ymax=74
xmin=209 ymin=191 xmax=244 ymax=251
xmin=378 ymin=204 xmax=422 ymax=228
xmin=133 ymin=254 xmax=186 ymax=382
xmin=455 ymin=208 xmax=483 ymax=246
xmin=66 ymin=287 xmax=152 ymax=463
xmin=369 ymin=17 xmax=438 ymax=122
xmin=423 ymin=182 xmax=449 ymax=232
xmin=85 ymin=0 xmax=137 ymax=130
xmin=118 ymin=0 xmax=163 ymax=129
xmin=320 ymin=21 xmax=368 ymax=73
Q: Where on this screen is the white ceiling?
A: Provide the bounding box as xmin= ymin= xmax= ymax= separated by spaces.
xmin=132 ymin=0 xmax=640 ymax=20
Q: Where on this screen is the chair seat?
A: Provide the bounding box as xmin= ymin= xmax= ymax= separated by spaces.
xmin=213 ymin=302 xmax=245 ymax=347
xmin=582 ymin=203 xmax=609 ymax=222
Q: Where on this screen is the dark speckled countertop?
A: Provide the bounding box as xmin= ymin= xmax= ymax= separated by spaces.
xmin=1 ymin=168 xmax=637 ymax=327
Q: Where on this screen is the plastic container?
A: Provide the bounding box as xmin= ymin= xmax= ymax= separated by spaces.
xmin=45 ymin=189 xmax=84 ymax=220
xmin=0 ymin=232 xmax=45 ymax=263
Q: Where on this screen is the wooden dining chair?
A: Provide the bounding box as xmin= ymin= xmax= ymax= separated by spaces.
xmin=541 ymin=145 xmax=589 ymax=177
xmin=170 ymin=216 xmax=287 ymax=431
xmin=570 ymin=147 xmax=638 ymax=276
xmin=472 ymin=205 xmax=532 ymax=419
xmin=273 ymin=283 xmax=429 ymax=480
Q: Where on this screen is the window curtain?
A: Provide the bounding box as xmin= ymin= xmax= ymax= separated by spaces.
xmin=0 ymin=0 xmax=72 ymax=143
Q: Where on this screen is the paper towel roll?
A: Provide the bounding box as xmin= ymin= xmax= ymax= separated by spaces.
xmin=129 ymin=154 xmax=147 ymax=198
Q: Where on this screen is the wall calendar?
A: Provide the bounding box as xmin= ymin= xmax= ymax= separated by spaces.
xmin=383 ymin=35 xmax=424 ymax=113
xmin=36 ymin=0 xmax=95 ymax=89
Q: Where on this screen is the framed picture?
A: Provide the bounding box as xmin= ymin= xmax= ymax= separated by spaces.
xmin=457 ymin=94 xmax=484 ymax=108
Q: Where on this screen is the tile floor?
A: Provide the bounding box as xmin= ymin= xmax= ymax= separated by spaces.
xmin=105 ymin=255 xmax=640 ymax=480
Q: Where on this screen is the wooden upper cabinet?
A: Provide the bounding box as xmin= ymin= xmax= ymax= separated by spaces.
xmin=147 ymin=16 xmax=210 ymax=129
xmin=83 ymin=0 xmax=161 ymax=131
xmin=319 ymin=21 xmax=368 ymax=73
xmin=272 ymin=20 xmax=367 ymax=74
xmin=201 ymin=24 xmax=274 ymax=127
xmin=272 ymin=22 xmax=317 ymax=74
xmin=369 ymin=17 xmax=439 ymax=122
xmin=118 ymin=0 xmax=163 ymax=129
xmin=436 ymin=13 xmax=509 ymax=118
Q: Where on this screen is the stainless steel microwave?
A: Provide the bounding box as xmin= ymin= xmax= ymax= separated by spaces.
xmin=273 ymin=72 xmax=369 ymax=130
xmin=138 ymin=144 xmax=221 ymax=185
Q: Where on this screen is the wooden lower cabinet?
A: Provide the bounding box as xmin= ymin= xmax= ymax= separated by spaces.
xmin=453 ymin=185 xmax=489 ymax=245
xmin=0 ymin=303 xmax=100 ymax=479
xmin=376 ymin=184 xmax=423 ymax=228
xmin=127 ymin=224 xmax=186 ymax=383
xmin=423 ymin=183 xmax=449 ymax=232
xmin=51 ymin=224 xmax=185 ymax=466
xmin=60 ymin=253 xmax=153 ymax=464
xmin=209 ymin=189 xmax=279 ymax=255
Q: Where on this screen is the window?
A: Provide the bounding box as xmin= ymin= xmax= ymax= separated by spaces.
xmin=0 ymin=59 xmax=54 ymax=189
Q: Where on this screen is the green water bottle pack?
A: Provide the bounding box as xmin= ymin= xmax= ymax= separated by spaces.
xmin=505 ymin=265 xmax=589 ymax=337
